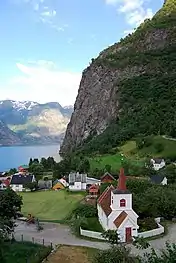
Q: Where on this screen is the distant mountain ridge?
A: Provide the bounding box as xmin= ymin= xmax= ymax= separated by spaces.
xmin=0 ymin=100 xmax=73 ymax=146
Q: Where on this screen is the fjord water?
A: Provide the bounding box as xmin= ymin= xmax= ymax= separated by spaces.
xmin=0 ymin=145 xmax=61 ymax=171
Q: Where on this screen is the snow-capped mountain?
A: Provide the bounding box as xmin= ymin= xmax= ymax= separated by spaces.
xmin=0 ymin=100 xmax=73 ymax=146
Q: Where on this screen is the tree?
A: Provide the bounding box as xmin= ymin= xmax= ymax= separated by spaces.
xmin=104 ymin=164 xmax=112 ymax=173
xmin=24 ymin=182 xmax=38 ymax=192
xmin=29 ymin=163 xmax=44 ymax=176
xmin=78 ymin=159 xmax=90 ymax=173
xmin=29 ymin=158 xmax=33 ymax=166
xmin=8 ymin=168 xmax=17 ymax=175
xmin=0 ymin=189 xmax=23 ymax=262
xmin=102 ymin=230 xmax=120 ymax=244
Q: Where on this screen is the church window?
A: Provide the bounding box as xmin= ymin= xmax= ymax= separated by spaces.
xmin=120 ymin=199 xmax=126 ymax=207
xmin=112 ymin=196 xmax=113 ymax=204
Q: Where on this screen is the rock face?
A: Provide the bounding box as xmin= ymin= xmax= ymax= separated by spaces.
xmin=60 ymin=0 xmax=176 ymax=155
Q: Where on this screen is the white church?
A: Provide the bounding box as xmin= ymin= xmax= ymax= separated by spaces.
xmin=97 ymin=168 xmax=139 ymax=243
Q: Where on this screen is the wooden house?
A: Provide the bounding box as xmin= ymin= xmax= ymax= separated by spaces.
xmin=101 ymin=172 xmax=115 ymax=183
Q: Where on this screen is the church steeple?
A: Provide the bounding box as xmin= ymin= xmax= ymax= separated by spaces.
xmin=117 ymin=167 xmax=127 ymax=191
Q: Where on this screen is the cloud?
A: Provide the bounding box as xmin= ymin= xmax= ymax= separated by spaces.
xmin=12 ymin=0 xmax=67 ymax=32
xmin=105 ymin=0 xmax=153 ymax=27
xmin=2 ymin=61 xmax=81 ymax=106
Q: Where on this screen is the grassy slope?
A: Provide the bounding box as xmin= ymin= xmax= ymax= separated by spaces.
xmin=20 ymin=190 xmax=85 ymax=221
xmin=47 ymin=245 xmax=98 ymax=263
xmin=89 ymin=136 xmax=176 ymax=172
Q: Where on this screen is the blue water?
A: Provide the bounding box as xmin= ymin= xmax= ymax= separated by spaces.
xmin=0 ymin=145 xmax=60 ymax=171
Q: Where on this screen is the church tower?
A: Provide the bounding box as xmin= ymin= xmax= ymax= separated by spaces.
xmin=111 ymin=168 xmax=132 ymax=211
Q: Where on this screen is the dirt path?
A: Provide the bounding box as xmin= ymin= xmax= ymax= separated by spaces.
xmin=14 ymin=221 xmax=176 ymax=256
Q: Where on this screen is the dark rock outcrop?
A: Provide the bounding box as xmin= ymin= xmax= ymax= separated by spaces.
xmin=60 ymin=0 xmax=176 ymax=155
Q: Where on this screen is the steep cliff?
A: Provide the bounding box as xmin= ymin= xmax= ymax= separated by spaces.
xmin=60 ymin=0 xmax=176 ymax=155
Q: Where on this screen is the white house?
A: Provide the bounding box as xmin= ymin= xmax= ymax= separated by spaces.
xmin=10 ymin=173 xmax=36 ymax=192
xmin=150 ymin=158 xmax=165 ymax=171
xmin=150 ymin=175 xmax=167 ymax=185
xmin=97 ymin=168 xmax=139 ymax=243
xmin=69 ymin=172 xmax=87 ymax=191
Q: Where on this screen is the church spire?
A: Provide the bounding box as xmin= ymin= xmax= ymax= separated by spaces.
xmin=117 ymin=167 xmax=127 ymax=191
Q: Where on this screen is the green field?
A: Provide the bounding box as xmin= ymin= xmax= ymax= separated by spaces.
xmin=20 ymin=190 xmax=85 ymax=221
xmin=121 ymin=136 xmax=176 ymax=158
xmin=3 ymin=241 xmax=50 ymax=263
xmin=89 ymin=152 xmax=143 ymax=173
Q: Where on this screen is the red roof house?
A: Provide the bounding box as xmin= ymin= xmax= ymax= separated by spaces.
xmin=101 ymin=172 xmax=115 ymax=183
xmin=89 ymin=184 xmax=99 ymax=195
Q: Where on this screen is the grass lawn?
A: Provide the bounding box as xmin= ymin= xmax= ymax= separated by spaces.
xmin=89 ymin=152 xmax=143 ymax=173
xmin=81 ymin=217 xmax=103 ymax=232
xmin=20 ymin=190 xmax=85 ymax=221
xmin=122 ymin=136 xmax=176 ymax=159
xmin=89 ymin=136 xmax=176 ymax=173
xmin=3 ymin=241 xmax=50 ymax=263
xmin=47 ymin=245 xmax=98 ymax=263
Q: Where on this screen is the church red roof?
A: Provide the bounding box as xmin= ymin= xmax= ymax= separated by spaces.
xmin=113 ymin=211 xmax=127 ymax=227
xmin=98 ymin=185 xmax=114 ymax=216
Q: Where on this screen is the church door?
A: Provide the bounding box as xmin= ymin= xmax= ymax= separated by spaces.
xmin=125 ymin=227 xmax=132 ymax=243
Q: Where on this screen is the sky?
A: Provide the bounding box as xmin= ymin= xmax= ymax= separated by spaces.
xmin=0 ymin=0 xmax=163 ymax=106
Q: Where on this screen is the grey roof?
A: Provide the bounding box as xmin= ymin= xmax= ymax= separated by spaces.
xmin=11 ymin=174 xmax=33 ymax=185
xmin=151 ymin=158 xmax=164 ymax=164
xmin=150 ymin=175 xmax=166 ymax=184
xmin=112 ymin=189 xmax=131 ymax=194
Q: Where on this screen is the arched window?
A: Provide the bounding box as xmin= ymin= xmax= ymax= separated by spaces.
xmin=120 ymin=199 xmax=126 ymax=207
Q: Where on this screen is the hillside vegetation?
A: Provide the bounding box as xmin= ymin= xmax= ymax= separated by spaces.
xmin=61 ymin=0 xmax=176 ymax=156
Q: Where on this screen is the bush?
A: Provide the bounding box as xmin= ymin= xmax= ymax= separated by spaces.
xmin=72 ymin=204 xmax=97 ymax=218
xmin=138 ymin=217 xmax=158 ymax=232
xmin=93 ymin=246 xmax=137 ymax=263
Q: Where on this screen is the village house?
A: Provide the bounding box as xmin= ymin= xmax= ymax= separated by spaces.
xmin=18 ymin=165 xmax=29 ymax=174
xmin=150 ymin=174 xmax=168 ymax=185
xmin=86 ymin=177 xmax=101 ymax=188
xmin=88 ymin=184 xmax=99 ymax=197
xmin=69 ymin=172 xmax=87 ymax=191
xmin=150 ymin=158 xmax=165 ymax=171
xmin=97 ymin=168 xmax=139 ymax=243
xmin=10 ymin=173 xmax=36 ymax=192
xmin=101 ymin=172 xmax=115 ymax=183
xmin=52 ymin=178 xmax=69 ymax=190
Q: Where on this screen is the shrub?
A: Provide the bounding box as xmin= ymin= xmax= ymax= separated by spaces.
xmin=138 ymin=217 xmax=158 ymax=232
xmin=72 ymin=204 xmax=97 ymax=218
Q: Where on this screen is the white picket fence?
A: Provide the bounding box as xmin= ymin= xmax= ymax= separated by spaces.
xmin=80 ymin=218 xmax=164 ymax=240
xmin=80 ymin=228 xmax=106 ymax=240
xmin=138 ymin=218 xmax=164 ymax=238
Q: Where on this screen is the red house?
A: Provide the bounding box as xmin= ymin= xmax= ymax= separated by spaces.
xmin=89 ymin=184 xmax=99 ymax=196
xmin=101 ymin=172 xmax=115 ymax=183
xmin=18 ymin=165 xmax=29 ymax=174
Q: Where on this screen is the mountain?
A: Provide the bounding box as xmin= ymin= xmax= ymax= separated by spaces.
xmin=0 ymin=100 xmax=73 ymax=146
xmin=60 ymin=0 xmax=176 ymax=155
xmin=0 ymin=120 xmax=21 ymax=146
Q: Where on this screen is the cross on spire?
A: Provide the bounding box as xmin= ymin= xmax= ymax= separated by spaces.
xmin=117 ymin=167 xmax=127 ymax=191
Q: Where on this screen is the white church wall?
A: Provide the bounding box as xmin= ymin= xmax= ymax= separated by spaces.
xmin=97 ymin=205 xmax=108 ymax=230
xmin=118 ymin=218 xmax=138 ymax=243
xmin=111 ymin=193 xmax=132 ymax=211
